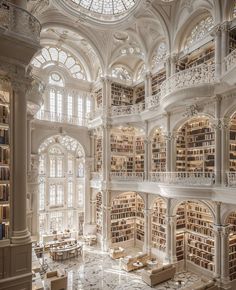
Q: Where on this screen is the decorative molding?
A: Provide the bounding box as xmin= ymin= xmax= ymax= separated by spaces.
xmin=183 ymin=104 xmax=203 ymax=118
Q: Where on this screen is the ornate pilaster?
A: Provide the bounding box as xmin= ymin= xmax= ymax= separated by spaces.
xmin=101 ymin=197 xmax=111 ymax=252
xmin=102 ymin=123 xmax=111 ymax=185
xmin=164 ymin=131 xmax=177 ymax=172
xmin=144 ymin=137 xmax=151 ymax=180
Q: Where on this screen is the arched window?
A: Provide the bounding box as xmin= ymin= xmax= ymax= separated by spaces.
xmin=151 ymin=42 xmax=167 ymax=69
xmin=112 ymin=66 xmax=132 ymax=81
xmin=38 ymin=135 xmax=85 ymax=239
xmin=32 ymin=46 xmax=86 ymax=80
xmin=185 ymin=16 xmax=214 ymax=49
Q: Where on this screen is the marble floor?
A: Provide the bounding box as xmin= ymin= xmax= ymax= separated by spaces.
xmin=40 ymin=245 xmax=202 ymax=290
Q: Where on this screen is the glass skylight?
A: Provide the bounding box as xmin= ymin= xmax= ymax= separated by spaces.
xmin=68 ymin=0 xmax=136 ymax=15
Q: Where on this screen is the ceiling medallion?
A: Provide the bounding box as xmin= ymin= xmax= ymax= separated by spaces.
xmin=113 ymin=32 xmax=129 ymax=42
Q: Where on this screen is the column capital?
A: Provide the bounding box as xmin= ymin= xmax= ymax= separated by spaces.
xmin=210 ymin=24 xmax=221 ymax=37
xmin=221 ymin=224 xmax=231 ymax=237
xmin=163 ymin=132 xmax=177 ymax=141
xmin=220 ymin=21 xmax=231 ymax=32
xmin=211 ymin=118 xmax=231 ymax=130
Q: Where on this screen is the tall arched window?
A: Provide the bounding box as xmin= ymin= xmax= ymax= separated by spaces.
xmin=185 ymin=16 xmax=214 ymax=49
xmin=38 ymin=135 xmax=85 ymax=240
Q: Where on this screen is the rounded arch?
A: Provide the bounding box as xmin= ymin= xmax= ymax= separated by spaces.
xmin=173 ymin=9 xmax=214 ymax=53
xmin=171 ymin=113 xmax=215 ymax=133
xmin=222 ymin=206 xmax=236 ymax=225
xmin=38 ymin=134 xmax=85 ymax=157
xmin=171 ymin=199 xmax=216 ymax=222
xmin=150 ymin=195 xmax=168 ymax=209
xmin=223 ymin=103 xmax=236 ymax=121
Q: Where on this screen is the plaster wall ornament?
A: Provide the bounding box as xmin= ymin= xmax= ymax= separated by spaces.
xmin=211 ymin=118 xmax=231 ymax=130
xmin=163 ymin=131 xmax=177 ymax=141
xmin=183 ymin=104 xmax=203 ymax=118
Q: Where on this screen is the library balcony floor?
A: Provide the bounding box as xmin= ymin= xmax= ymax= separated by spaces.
xmin=39 ymin=245 xmax=201 ymax=289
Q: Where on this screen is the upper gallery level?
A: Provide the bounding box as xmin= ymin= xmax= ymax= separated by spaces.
xmin=29 ymin=1 xmax=236 ymax=127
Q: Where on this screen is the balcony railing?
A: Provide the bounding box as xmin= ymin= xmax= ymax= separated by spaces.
xmin=160 ymin=63 xmax=216 ymax=98
xmin=226 ymin=172 xmax=236 ymax=187
xmin=146 ymin=92 xmax=160 ymax=110
xmin=224 ymin=49 xmax=236 ymax=73
xmin=110 ymin=172 xmax=144 ymax=181
xmin=36 ymin=110 xmax=88 ymax=127
xmin=149 ymin=172 xmax=215 ymax=186
xmin=111 ymin=102 xmax=145 ymax=116
xmin=0 ymin=0 xmax=41 ymax=42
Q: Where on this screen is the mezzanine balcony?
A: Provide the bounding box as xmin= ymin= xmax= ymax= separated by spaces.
xmin=111 ymin=102 xmax=145 ymax=117
xmin=36 ymin=110 xmax=88 ymax=127
xmin=0 ymin=0 xmax=41 ymax=64
xmin=159 ymin=63 xmax=216 ymax=110
xmin=91 ymin=171 xmax=236 ymax=188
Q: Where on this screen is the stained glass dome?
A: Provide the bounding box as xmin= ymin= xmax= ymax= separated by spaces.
xmin=67 ymin=0 xmax=137 ymax=15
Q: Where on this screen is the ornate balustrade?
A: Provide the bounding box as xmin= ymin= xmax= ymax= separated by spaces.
xmin=36 ymin=110 xmax=88 ymax=127
xmin=146 ymin=93 xmax=160 ymax=110
xmin=224 ymin=49 xmax=236 ymax=73
xmin=226 ymin=172 xmax=236 ymax=187
xmin=160 ymin=63 xmax=216 ymax=98
xmin=0 ymin=0 xmax=41 ymax=42
xmin=110 ymin=172 xmax=144 ymax=181
xmin=149 ymin=172 xmax=215 ymax=186
xmin=111 ymin=102 xmax=145 ymax=116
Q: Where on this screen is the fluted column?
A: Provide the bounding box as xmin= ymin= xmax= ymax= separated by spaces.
xmin=221 ymin=225 xmax=231 ymax=288
xmin=214 ymin=96 xmax=222 ymax=185
xmin=145 ymin=72 xmax=152 ymax=99
xmin=11 ymin=79 xmax=31 ymax=244
xmin=213 ymin=225 xmax=221 ymax=279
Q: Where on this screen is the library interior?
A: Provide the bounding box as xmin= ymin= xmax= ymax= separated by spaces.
xmin=1 ymin=0 xmax=236 ymax=289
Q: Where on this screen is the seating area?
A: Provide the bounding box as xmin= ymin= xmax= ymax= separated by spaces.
xmin=121 ymin=252 xmax=150 ymax=272
xmin=141 ymin=264 xmax=176 ymax=287
xmin=109 ymin=247 xmax=125 ymax=259
xmin=46 ymin=269 xmax=67 ymax=290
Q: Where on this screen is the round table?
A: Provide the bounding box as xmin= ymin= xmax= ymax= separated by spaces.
xmin=146 ymin=259 xmax=158 ymax=268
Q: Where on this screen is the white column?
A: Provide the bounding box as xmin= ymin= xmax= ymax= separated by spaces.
xmin=221 ymin=119 xmax=230 ymax=184
xmin=143 ymin=194 xmax=152 ymax=254
xmin=166 ymin=113 xmax=171 ymax=172
xmin=171 ymin=133 xmax=177 ymax=172
xmin=165 ymin=199 xmax=172 ymax=263
xmin=213 ymin=225 xmax=221 ymax=280
xmin=221 ymin=226 xmax=231 ymax=288
xmin=221 ymin=22 xmax=230 ymax=74
xmin=170 ymin=54 xmax=178 ymax=75
xmin=145 ymin=72 xmax=152 ymax=99
xmin=101 ymin=190 xmax=110 ymax=251
xmin=214 ymin=27 xmax=222 ymax=79
xmin=11 ymin=79 xmax=31 ymax=244
xmin=102 ymin=124 xmax=111 ymax=183
xmin=214 ymin=96 xmax=222 ymax=185
xmin=170 ymin=216 xmax=177 ymax=263
xmin=83 ymin=160 xmax=91 ymax=228
xmin=165 ymin=56 xmax=171 ymax=78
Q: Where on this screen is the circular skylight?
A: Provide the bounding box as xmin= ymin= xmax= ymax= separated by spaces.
xmin=68 ymin=0 xmax=137 ymax=15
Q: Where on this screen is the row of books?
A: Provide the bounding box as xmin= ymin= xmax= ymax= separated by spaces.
xmin=0 ymin=106 xmax=9 ymax=125
xmin=0 ymin=205 xmax=10 ymax=220
xmin=0 ymin=168 xmax=10 ymax=180
xmin=0 ymin=184 xmax=9 ymax=201
xmin=0 ymin=129 xmax=9 ymax=145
